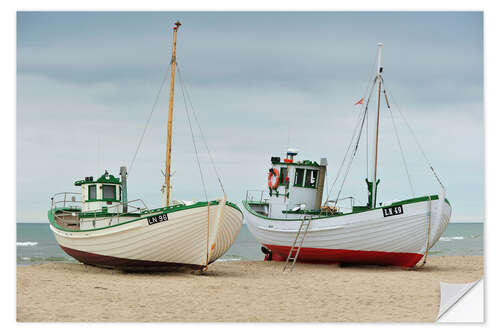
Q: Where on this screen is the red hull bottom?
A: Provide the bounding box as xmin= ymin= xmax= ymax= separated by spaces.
xmin=263 ymin=244 xmax=423 ymax=268
xmin=59 ymin=245 xmax=205 ymax=271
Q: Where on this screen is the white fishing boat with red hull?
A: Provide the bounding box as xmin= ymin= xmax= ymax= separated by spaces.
xmin=48 ymin=21 xmax=243 ymax=271
xmin=242 ymin=43 xmax=451 ymax=268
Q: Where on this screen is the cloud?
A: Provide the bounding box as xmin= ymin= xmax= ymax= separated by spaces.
xmin=16 ymin=12 xmax=484 ymax=222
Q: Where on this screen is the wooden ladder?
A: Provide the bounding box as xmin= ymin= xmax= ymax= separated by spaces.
xmin=283 ymin=215 xmax=312 ymax=272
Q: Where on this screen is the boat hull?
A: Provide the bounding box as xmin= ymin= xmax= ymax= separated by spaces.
xmin=49 ymin=201 xmax=243 ymax=271
xmin=261 ymin=245 xmax=423 ymax=267
xmin=243 ymin=194 xmax=451 ymax=267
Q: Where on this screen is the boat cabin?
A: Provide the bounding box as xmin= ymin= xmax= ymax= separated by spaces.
xmin=74 ymin=171 xmax=123 ymax=214
xmin=251 ymin=149 xmax=328 ymax=219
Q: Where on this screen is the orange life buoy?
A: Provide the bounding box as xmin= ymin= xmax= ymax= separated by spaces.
xmin=268 ymin=168 xmax=279 ymax=189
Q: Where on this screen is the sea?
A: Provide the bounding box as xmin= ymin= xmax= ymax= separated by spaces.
xmin=16 ymin=222 xmax=483 ymax=266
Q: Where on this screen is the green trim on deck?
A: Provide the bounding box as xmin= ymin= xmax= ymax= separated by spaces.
xmin=243 ymin=194 xmax=450 ymax=222
xmin=78 ymin=211 xmax=141 ymax=218
xmin=282 ymin=209 xmax=342 ymax=216
xmin=48 ymin=200 xmax=242 ymax=232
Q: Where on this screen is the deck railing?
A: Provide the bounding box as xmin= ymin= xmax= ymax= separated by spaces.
xmin=245 ymin=189 xmax=270 ymax=204
xmin=50 ymin=192 xmax=82 ymax=210
xmin=50 ymin=192 xmax=150 ymax=228
xmin=324 ymin=197 xmax=355 ymax=212
xmin=79 ymin=199 xmax=149 ymax=227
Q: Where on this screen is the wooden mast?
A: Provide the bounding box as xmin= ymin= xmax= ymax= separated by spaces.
xmin=370 ymin=42 xmax=383 ymax=208
xmin=164 ymin=21 xmax=181 ymax=207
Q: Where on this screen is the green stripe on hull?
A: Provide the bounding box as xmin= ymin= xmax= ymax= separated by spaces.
xmin=48 ymin=200 xmax=242 ymax=232
xmin=243 ymin=194 xmax=450 ymax=222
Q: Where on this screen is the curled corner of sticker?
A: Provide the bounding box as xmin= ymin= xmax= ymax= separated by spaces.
xmin=437 ymin=278 xmax=483 ymax=322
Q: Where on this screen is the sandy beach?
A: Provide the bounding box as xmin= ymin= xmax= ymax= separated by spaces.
xmin=17 ymin=256 xmax=483 ymax=322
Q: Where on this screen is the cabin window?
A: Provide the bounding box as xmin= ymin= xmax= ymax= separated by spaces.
xmin=102 ymin=185 xmax=116 ymax=200
xmin=305 ymin=169 xmax=318 ymax=188
xmin=294 ymin=168 xmax=305 ymax=187
xmin=279 ymin=167 xmax=288 ymax=185
xmin=88 ymin=185 xmax=97 ymax=200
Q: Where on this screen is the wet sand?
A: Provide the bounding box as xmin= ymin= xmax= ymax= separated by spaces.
xmin=17 ymin=256 xmax=483 ymax=322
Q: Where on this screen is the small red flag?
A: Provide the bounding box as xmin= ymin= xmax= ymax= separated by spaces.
xmin=354 ymin=97 xmax=364 ymax=105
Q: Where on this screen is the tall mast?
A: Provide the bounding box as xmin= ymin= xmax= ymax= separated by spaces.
xmin=370 ymin=42 xmax=383 ymax=208
xmin=164 ymin=21 xmax=181 ymax=207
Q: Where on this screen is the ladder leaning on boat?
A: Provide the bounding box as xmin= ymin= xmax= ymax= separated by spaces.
xmin=283 ymin=215 xmax=313 ymax=272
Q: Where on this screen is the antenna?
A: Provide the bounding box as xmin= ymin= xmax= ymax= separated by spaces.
xmin=377 ymin=42 xmax=383 ymax=75
xmin=98 ymin=134 xmax=101 ymax=174
xmin=287 ymin=124 xmax=290 ymax=150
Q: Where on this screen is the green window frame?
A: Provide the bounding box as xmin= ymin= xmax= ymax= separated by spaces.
xmin=102 ymin=185 xmax=116 ymax=200
xmin=279 ymin=167 xmax=288 ymax=185
xmin=305 ymin=169 xmax=319 ymax=188
xmin=88 ymin=185 xmax=97 ymax=200
xmin=294 ymin=168 xmax=305 ymax=187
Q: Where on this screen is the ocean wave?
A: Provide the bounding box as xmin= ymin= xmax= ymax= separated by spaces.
xmin=17 ymin=241 xmax=38 ymax=247
xmin=439 ymin=236 xmax=465 ymax=242
xmin=17 ymin=256 xmax=71 ymax=262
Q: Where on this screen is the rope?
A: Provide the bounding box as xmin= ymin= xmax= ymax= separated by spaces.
xmin=324 ymin=77 xmax=377 ymax=204
xmin=176 ymin=64 xmax=227 ymax=196
xmin=324 ymin=104 xmax=365 ymax=203
xmin=128 ymin=64 xmax=171 ymax=175
xmin=382 ymin=84 xmax=415 ymax=197
xmin=176 ymin=64 xmax=209 ymax=203
xmin=325 ymin=51 xmax=377 ymax=205
xmin=383 ymin=82 xmax=445 ymax=190
xmin=414 ymin=196 xmax=432 ymax=269
xmin=205 ymin=201 xmax=211 ymax=270
xmin=333 ymin=105 xmax=368 ymax=205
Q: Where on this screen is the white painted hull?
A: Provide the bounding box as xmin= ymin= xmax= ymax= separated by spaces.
xmin=243 ymin=193 xmax=451 ymax=267
xmin=49 ymin=202 xmax=243 ymax=270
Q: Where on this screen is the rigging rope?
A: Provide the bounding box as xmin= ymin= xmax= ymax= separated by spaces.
xmin=333 ymin=106 xmax=368 ymax=205
xmin=324 ymin=51 xmax=378 ymax=205
xmin=128 ymin=64 xmax=171 ymax=175
xmin=176 ymin=64 xmax=209 ymax=202
xmin=413 ymin=196 xmax=433 ymax=269
xmin=324 ymin=102 xmax=366 ymax=203
xmin=324 ymin=76 xmax=377 ymax=205
xmin=176 ymin=64 xmax=227 ymax=196
xmin=382 ymin=82 xmax=415 ymax=197
xmin=383 ymin=82 xmax=445 ymax=190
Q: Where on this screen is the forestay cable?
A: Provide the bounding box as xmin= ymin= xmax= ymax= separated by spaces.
xmin=333 ymin=105 xmax=368 ymax=206
xmin=324 ymin=101 xmax=366 ymax=204
xmin=176 ymin=64 xmax=209 ymax=202
xmin=324 ymin=77 xmax=377 ymax=205
xmin=382 ymin=81 xmax=415 ymax=196
xmin=383 ymin=82 xmax=445 ymax=189
xmin=128 ymin=65 xmax=171 ymax=175
xmin=176 ymin=64 xmax=227 ymax=196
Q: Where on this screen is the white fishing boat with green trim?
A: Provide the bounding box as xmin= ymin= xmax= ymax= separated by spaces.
xmin=242 ymin=43 xmax=451 ymax=268
xmin=48 ymin=21 xmax=243 ymax=271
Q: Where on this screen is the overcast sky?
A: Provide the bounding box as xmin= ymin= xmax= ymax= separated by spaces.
xmin=16 ymin=11 xmax=483 ymax=222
